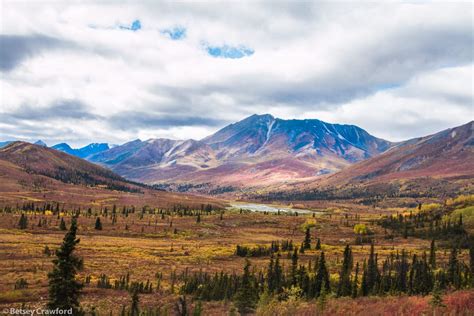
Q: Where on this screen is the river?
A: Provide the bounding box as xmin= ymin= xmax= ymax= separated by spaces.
xmin=227 ymin=202 xmax=316 ymax=214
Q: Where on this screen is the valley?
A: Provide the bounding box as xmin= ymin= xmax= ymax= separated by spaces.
xmin=0 ymin=118 xmax=472 ymax=315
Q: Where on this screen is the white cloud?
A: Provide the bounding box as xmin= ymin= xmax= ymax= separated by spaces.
xmin=0 ymin=1 xmax=472 ymax=146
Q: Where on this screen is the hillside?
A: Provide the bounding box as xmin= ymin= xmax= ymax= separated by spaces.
xmin=87 ymin=114 xmax=393 ymax=189
xmin=261 ymin=121 xmax=474 ymax=201
xmin=0 ymin=142 xmax=225 ymax=209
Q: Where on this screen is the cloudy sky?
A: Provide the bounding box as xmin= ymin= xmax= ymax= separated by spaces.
xmin=1 ymin=1 xmax=472 ymax=147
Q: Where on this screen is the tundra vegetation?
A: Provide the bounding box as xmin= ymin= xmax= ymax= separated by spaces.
xmin=0 ymin=196 xmax=473 ymax=315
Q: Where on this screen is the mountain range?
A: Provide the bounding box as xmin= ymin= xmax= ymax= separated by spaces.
xmin=1 ymin=115 xmax=472 ymax=195
xmin=84 ymin=114 xmax=394 ymax=188
xmin=52 ymin=142 xmax=110 ymax=159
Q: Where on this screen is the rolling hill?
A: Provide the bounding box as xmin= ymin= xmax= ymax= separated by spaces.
xmin=261 ymin=121 xmax=474 ymax=201
xmin=0 ymin=142 xmax=225 ymax=209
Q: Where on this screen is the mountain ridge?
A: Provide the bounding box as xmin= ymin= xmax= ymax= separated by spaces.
xmin=85 ymin=114 xmax=395 ymax=187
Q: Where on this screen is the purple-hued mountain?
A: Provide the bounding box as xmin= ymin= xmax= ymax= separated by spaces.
xmin=86 ymin=114 xmax=394 ymax=188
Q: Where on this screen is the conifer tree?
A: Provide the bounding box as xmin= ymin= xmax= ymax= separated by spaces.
xmin=314 ymin=251 xmax=330 ymax=297
xmin=396 ymin=250 xmax=408 ymax=293
xmin=234 ymin=259 xmax=258 ymax=315
xmin=303 ymin=228 xmax=311 ymax=249
xmin=18 ymin=213 xmax=28 ymax=229
xmin=360 ymin=260 xmax=368 ymax=296
xmin=352 ymin=262 xmax=359 ymax=298
xmin=366 ymin=242 xmax=378 ymax=294
xmin=59 ymin=218 xmax=67 ymax=231
xmin=315 ymin=238 xmax=321 ymax=250
xmin=267 ymin=254 xmax=275 ymax=293
xmin=273 ymin=254 xmax=283 ymax=293
xmin=429 ymin=239 xmax=436 ymax=269
xmin=130 ymin=289 xmax=140 ymax=316
xmin=47 ymin=217 xmax=83 ymax=315
xmin=290 ymin=247 xmax=299 ymax=286
xmin=95 ymin=217 xmax=102 ymax=230
xmin=447 ymin=247 xmax=461 ymax=288
xmin=317 ymin=279 xmax=328 ymax=314
xmin=337 ymin=245 xmax=353 ymax=297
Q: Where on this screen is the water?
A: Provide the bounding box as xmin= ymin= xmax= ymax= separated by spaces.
xmin=228 ymin=202 xmax=316 ymax=214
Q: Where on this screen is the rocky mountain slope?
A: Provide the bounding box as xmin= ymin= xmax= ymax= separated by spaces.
xmin=86 ymin=114 xmax=393 ymax=189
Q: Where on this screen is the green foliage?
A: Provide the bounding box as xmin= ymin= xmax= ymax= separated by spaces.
xmin=130 ymin=289 xmax=140 ymax=316
xmin=303 ymin=228 xmax=311 ymax=250
xmin=234 ymin=259 xmax=258 ymax=315
xmin=315 ymin=238 xmax=321 ymax=250
xmin=18 ymin=214 xmax=28 ymax=229
xmin=14 ymin=278 xmax=28 ymax=290
xmin=47 ymin=217 xmax=84 ymax=315
xmin=59 ymin=218 xmax=67 ymax=230
xmin=314 ymin=251 xmax=330 ymax=297
xmin=337 ymin=245 xmax=353 ymax=297
xmin=95 ymin=217 xmax=102 ymax=230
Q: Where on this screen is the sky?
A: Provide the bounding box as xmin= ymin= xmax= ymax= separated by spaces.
xmin=0 ymin=1 xmax=473 ymax=147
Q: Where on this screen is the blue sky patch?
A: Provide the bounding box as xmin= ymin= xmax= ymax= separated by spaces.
xmin=161 ymin=27 xmax=186 ymax=40
xmin=119 ymin=20 xmax=141 ymax=32
xmin=206 ymin=44 xmax=254 ymax=59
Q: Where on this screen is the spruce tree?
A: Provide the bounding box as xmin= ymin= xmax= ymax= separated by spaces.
xmin=360 ymin=260 xmax=368 ymax=296
xmin=396 ymin=249 xmax=408 ymax=293
xmin=314 ymin=251 xmax=330 ymax=297
xmin=366 ymin=242 xmax=379 ymax=294
xmin=274 ymin=254 xmax=283 ymax=294
xmin=337 ymin=245 xmax=353 ymax=297
xmin=47 ymin=217 xmax=83 ymax=315
xmin=290 ymin=247 xmax=299 ymax=286
xmin=59 ymin=218 xmax=67 ymax=231
xmin=234 ymin=259 xmax=258 ymax=315
xmin=267 ymin=254 xmax=275 ymax=293
xmin=429 ymin=239 xmax=436 ymax=269
xmin=130 ymin=289 xmax=140 ymax=316
xmin=352 ymin=262 xmax=359 ymax=298
xmin=447 ymin=247 xmax=460 ymax=288
xmin=303 ymin=228 xmax=311 ymax=249
xmin=315 ymin=238 xmax=321 ymax=250
xmin=317 ymin=279 xmax=328 ymax=314
xmin=95 ymin=217 xmax=102 ymax=230
xmin=18 ymin=213 xmax=28 ymax=229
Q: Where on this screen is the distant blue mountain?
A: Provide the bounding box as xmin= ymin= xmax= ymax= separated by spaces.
xmin=0 ymin=141 xmax=13 ymax=148
xmin=52 ymin=142 xmax=110 ymax=159
xmin=34 ymin=140 xmax=47 ymax=147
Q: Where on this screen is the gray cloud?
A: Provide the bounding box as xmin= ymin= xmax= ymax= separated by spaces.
xmin=0 ymin=34 xmax=73 ymax=71
xmin=108 ymin=111 xmax=228 ymax=131
xmin=6 ymin=99 xmax=99 ymax=121
xmin=0 ymin=2 xmax=472 ymax=145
